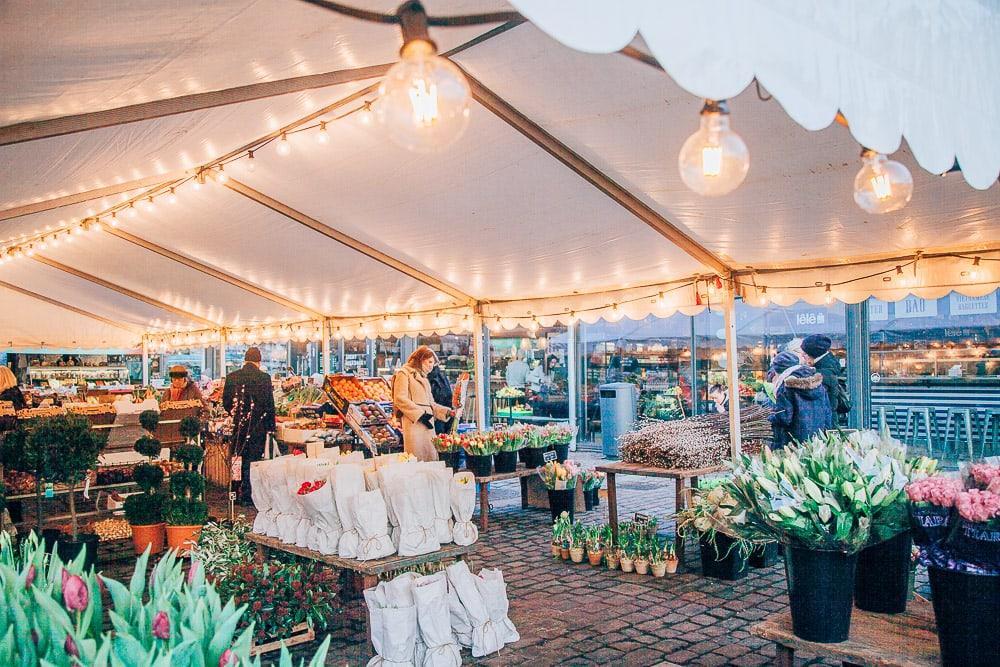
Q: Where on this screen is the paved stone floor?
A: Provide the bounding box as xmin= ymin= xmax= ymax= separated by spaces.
xmin=259 ymin=448 xmax=852 ymax=666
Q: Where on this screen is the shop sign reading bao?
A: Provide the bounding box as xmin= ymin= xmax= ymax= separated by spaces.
xmin=894 ymin=295 xmax=938 ymax=319
xmin=868 ymin=298 xmax=889 ymax=321
xmin=949 ymin=292 xmax=998 ymax=316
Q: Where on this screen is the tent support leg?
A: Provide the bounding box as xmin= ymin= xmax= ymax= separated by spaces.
xmin=321 ymin=320 xmax=331 ymax=375
xmin=218 ymin=330 xmax=227 ymax=378
xmin=723 ymin=284 xmax=742 ymax=461
xmin=141 ymin=338 xmax=149 ymax=386
xmin=471 ymin=312 xmax=489 ymax=429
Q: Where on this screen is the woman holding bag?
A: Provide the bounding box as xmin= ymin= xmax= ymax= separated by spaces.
xmin=392 ymin=346 xmax=454 ymax=461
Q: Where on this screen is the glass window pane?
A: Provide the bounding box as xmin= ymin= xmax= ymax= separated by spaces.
xmin=490 ymin=325 xmax=568 ymax=428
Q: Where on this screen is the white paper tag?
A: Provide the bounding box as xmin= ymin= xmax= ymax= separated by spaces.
xmin=230 ymin=456 xmax=243 ymax=481
xmin=83 ymin=475 xmax=92 ymax=500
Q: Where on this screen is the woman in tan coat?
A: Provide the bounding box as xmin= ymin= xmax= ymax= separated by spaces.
xmin=391 ymin=346 xmax=453 ymax=461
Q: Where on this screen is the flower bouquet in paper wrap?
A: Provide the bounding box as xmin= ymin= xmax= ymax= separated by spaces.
xmin=249 ymin=460 xmax=277 ymax=535
xmin=353 ymin=489 xmax=395 ymax=561
xmin=265 ymin=458 xmax=299 ymax=541
xmin=298 ymin=462 xmax=342 ymax=555
xmin=394 ymin=470 xmax=441 ymax=557
xmin=334 ymin=463 xmax=365 ymax=558
xmin=445 ymin=561 xmax=503 ymax=658
xmin=423 ymin=466 xmax=455 ymax=544
xmin=450 ymin=471 xmax=478 ymax=546
xmin=364 ymin=575 xmax=418 ymax=667
xmin=473 ymin=568 xmax=519 ymax=647
xmin=539 ymin=460 xmax=581 ymax=490
xmin=582 ymin=469 xmax=606 ymax=491
xmin=413 ymin=572 xmax=462 ymax=667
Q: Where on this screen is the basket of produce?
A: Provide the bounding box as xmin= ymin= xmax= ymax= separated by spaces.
xmin=17 ymin=406 xmax=65 ymax=420
xmin=366 ymin=424 xmax=400 ymax=451
xmin=348 ymin=401 xmax=388 ymax=426
xmin=158 ymin=400 xmax=202 ymax=444
xmin=276 ymin=385 xmax=327 ymax=418
xmin=323 ymin=375 xmax=364 ymax=411
xmin=278 ymin=418 xmax=329 ymax=444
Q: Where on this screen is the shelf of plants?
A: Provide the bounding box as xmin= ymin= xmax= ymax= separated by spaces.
xmin=322 ymin=374 xmax=400 ymax=454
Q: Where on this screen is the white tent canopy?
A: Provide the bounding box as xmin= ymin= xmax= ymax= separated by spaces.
xmin=0 ymin=0 xmax=997 ymax=351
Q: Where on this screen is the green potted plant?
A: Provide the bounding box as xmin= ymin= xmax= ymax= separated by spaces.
xmin=164 ymin=443 xmax=208 ymax=554
xmin=634 ymin=536 xmax=650 ymax=575
xmin=620 ymin=539 xmax=636 ymax=573
xmin=550 ymin=511 xmax=572 ymax=558
xmin=676 ymin=485 xmax=751 ymax=581
xmin=569 ymin=522 xmax=586 ymax=563
xmin=650 ymin=539 xmax=667 ymax=577
xmin=30 ymin=414 xmax=105 ymax=569
xmin=125 ymin=425 xmax=167 ymax=555
xmin=179 ymin=415 xmax=201 ymax=444
xmin=539 ymin=459 xmax=581 ymax=522
xmin=664 ymin=542 xmax=679 ymax=574
xmin=586 ymin=525 xmax=604 ymax=566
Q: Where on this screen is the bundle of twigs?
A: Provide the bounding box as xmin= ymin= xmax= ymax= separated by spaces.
xmin=618 ymin=405 xmax=773 ymax=469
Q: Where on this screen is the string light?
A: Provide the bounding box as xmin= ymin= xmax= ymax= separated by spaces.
xmin=126 ymin=203 xmax=138 ymax=218
xmin=276 ymin=133 xmax=291 ymax=156
xmin=317 ymin=122 xmax=329 ymax=144
xmin=758 ymin=286 xmax=768 ymax=306
xmin=678 ymin=99 xmax=749 ymax=197
xmin=853 ymin=148 xmax=913 ymax=214
xmin=215 ymin=164 xmax=229 ymax=184
xmin=166 ymin=188 xmax=177 ymax=205
xmin=142 ymin=196 xmax=155 ymax=212
xmin=970 ymin=257 xmax=981 ymax=280
xmin=246 ymin=150 xmax=257 ymax=172
xmin=109 ymin=211 xmax=118 ymax=227
xmin=824 ymin=284 xmax=833 ymax=305
xmin=359 ymin=100 xmax=374 ymax=126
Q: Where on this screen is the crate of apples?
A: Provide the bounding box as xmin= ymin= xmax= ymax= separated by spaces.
xmin=359 ymin=379 xmax=391 ymax=402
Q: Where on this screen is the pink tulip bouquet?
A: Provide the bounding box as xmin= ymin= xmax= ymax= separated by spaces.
xmin=906 ymin=476 xmax=963 ymax=546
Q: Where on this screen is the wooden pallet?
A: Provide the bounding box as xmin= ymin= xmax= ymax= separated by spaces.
xmin=250 ymin=622 xmax=315 ymax=656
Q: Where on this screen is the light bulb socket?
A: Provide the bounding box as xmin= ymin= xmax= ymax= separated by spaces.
xmin=859 ymin=146 xmax=878 ymax=159
xmin=397 ymin=1 xmax=437 ymax=55
xmin=700 ymin=99 xmax=730 ymax=116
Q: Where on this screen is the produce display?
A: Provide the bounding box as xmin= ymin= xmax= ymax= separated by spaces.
xmin=276 ymin=385 xmax=327 ymax=417
xmin=95 ymin=464 xmax=136 ymax=486
xmin=90 ymin=517 xmax=132 ymax=541
xmin=618 ymin=406 xmax=771 ymax=469
xmin=159 ymin=399 xmax=203 ymax=411
xmin=367 ymin=425 xmax=398 ymax=450
xmin=156 ymin=460 xmax=184 ymax=476
xmin=349 ymin=401 xmax=389 ymax=426
xmin=323 ymin=374 xmax=400 ymax=453
xmin=324 ymin=375 xmax=366 ymax=406
xmin=64 ymin=403 xmax=116 ymax=416
xmin=358 ymin=378 xmax=391 ymax=402
xmin=3 ymin=470 xmax=35 ymax=496
xmin=16 ymin=407 xmax=65 ymax=420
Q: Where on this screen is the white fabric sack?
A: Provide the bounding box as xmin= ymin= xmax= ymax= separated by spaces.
xmin=447 ymin=582 xmax=473 ymax=648
xmin=249 ymin=460 xmax=275 ymax=535
xmin=413 ymin=572 xmax=461 ymax=667
xmin=298 ymin=464 xmax=341 ymax=555
xmin=317 ymin=446 xmax=341 ymax=460
xmin=450 ymin=472 xmax=478 ymax=546
xmin=364 ymin=584 xmax=415 ymax=667
xmin=424 ymin=468 xmax=454 ymax=544
xmin=285 ymin=456 xmax=311 ymax=546
xmin=445 ymin=561 xmax=502 ymax=658
xmin=395 ymin=473 xmax=440 ymax=557
xmin=267 ymin=458 xmax=298 ymax=540
xmin=386 ymin=573 xmax=426 ymax=666
xmin=474 ymin=568 xmax=519 ymax=646
xmin=334 ymin=463 xmax=365 ymax=558
xmin=365 ymin=467 xmax=382 ymax=492
xmin=353 ymin=490 xmax=395 ymax=561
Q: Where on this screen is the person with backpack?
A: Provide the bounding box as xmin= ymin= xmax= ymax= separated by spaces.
xmin=767 ymin=351 xmax=834 ymax=449
xmin=800 ymin=334 xmax=851 ymax=426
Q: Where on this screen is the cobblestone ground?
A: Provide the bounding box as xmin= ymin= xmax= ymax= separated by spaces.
xmin=263 ymin=447 xmax=853 ymax=667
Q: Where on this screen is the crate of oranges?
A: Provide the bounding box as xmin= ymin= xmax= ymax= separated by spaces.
xmin=323 ymin=374 xmax=365 ymax=412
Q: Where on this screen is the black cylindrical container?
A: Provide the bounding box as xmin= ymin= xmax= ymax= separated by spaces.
xmin=929 ymin=566 xmax=1000 ymax=667
xmin=465 ymin=454 xmax=493 ymax=478
xmin=854 ymin=530 xmax=912 ymax=614
xmin=548 ymin=489 xmax=575 ymax=523
xmin=784 ymin=546 xmax=858 ymax=643
xmin=493 ymin=450 xmax=518 ymax=473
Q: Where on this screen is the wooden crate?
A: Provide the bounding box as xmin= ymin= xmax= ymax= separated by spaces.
xmin=250 ymin=622 xmax=315 ymax=656
xmin=525 ymin=476 xmax=586 ymax=511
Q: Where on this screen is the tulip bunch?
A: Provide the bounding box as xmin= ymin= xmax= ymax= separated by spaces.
xmin=905 ymin=476 xmax=963 ymax=508
xmin=0 ymin=532 xmax=331 ymax=666
xmin=582 ymin=470 xmax=607 ymax=491
xmin=539 ymin=460 xmax=581 ymax=490
xmin=432 ymin=433 xmax=460 ymax=453
xmin=540 ymin=423 xmax=576 ymax=446
xmin=296 ymin=479 xmax=327 ymax=495
xmin=955 ymin=489 xmax=1000 ymax=525
xmin=455 ymin=431 xmax=501 ymax=456
xmin=493 ymin=427 xmax=527 ymax=452
xmin=728 ymin=430 xmax=911 ymax=553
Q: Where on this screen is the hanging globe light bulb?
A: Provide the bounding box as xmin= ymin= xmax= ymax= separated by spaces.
xmin=678 ymin=100 xmax=749 ymax=197
xmin=853 ymin=148 xmax=913 ymax=214
xmin=376 ymin=1 xmax=471 ymax=153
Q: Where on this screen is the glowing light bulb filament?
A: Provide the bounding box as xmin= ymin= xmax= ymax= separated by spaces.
xmin=701 ymin=145 xmax=722 ymax=176
xmin=870 ymin=173 xmax=893 ymax=200
xmin=409 ymin=78 xmax=439 ymax=127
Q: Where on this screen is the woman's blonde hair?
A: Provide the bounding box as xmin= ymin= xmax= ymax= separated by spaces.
xmin=406 ymin=345 xmax=438 ymax=370
xmin=0 ymin=366 xmax=17 ymax=393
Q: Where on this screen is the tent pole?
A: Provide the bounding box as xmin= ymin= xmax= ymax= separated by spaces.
xmin=567 ymin=321 xmax=578 ymax=450
xmin=141 ymin=338 xmax=149 ymax=386
xmin=723 ymin=284 xmax=742 ymax=461
xmin=471 ymin=312 xmax=488 ymax=429
xmin=218 ymin=330 xmax=227 ymax=378
xmin=321 ymin=320 xmax=331 ymax=374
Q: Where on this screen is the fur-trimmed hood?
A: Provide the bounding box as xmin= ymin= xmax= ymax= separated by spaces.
xmin=784 ymin=373 xmax=823 ymax=391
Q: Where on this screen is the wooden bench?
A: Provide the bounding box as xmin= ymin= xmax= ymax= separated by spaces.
xmin=246 ymin=532 xmax=476 ymax=590
xmin=473 ymin=464 xmax=541 ymax=531
xmin=595 ymin=461 xmax=726 ymax=563
xmin=751 ymin=599 xmax=940 ymax=666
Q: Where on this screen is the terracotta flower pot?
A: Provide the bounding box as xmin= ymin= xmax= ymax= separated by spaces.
xmin=651 ymin=562 xmax=667 ymax=577
xmin=560 ymin=546 xmax=570 ymax=560
xmin=551 ymin=543 xmax=561 ymax=558
xmin=587 ymin=550 xmax=604 ymax=566
xmin=620 ymin=557 xmax=635 ymax=573
xmin=665 ymin=559 xmax=679 ymax=574
xmin=635 ymin=559 xmax=650 ymax=575
xmin=165 ymin=524 xmax=202 ymax=555
xmin=130 ymin=522 xmax=165 ymax=556
xmin=570 ymin=547 xmax=585 ymax=563
xmin=606 ymin=554 xmax=620 ymax=570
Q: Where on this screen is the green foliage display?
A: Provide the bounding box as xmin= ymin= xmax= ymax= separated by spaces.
xmin=132 ymin=463 xmax=164 ymax=492
xmin=189 ymin=518 xmax=256 ymax=581
xmin=0 ymin=532 xmax=332 ymax=666
xmin=163 ymin=498 xmax=209 ymax=527
xmin=173 ymin=444 xmax=204 ymax=469
xmin=169 ymin=471 xmax=205 ymax=499
xmin=179 ymin=415 xmax=201 ymax=441
xmin=122 ymin=492 xmax=164 ymax=526
xmin=133 ymin=435 xmax=162 ymax=459
xmin=138 ymin=409 xmax=160 ymax=433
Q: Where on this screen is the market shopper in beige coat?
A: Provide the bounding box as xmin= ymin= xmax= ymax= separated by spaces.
xmin=391 ymin=346 xmax=454 ymax=461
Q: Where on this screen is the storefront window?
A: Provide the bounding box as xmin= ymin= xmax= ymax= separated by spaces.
xmin=342 ymin=338 xmax=368 ymax=374
xmin=374 ymin=336 xmax=404 ymax=377
xmin=224 ymin=343 xmax=289 ymax=377
xmin=490 ymin=325 xmax=568 ymax=426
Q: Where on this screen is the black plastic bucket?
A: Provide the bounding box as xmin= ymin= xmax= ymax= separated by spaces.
xmin=465 ymin=454 xmax=493 ymax=478
xmin=494 ymin=450 xmax=518 ymax=473
xmin=699 ymin=532 xmax=748 ymax=581
xmin=523 ymin=447 xmax=545 ymax=468
xmin=584 ymin=488 xmax=597 ymax=511
xmin=749 ymin=542 xmax=780 ymax=569
xmin=854 ymin=530 xmax=912 ymax=614
xmin=784 ymin=546 xmax=857 ymax=643
xmin=439 ymin=450 xmax=460 ymax=472
xmin=554 ymin=443 xmax=569 ymax=463
xmin=946 ymin=518 xmax=1000 ymax=568
xmin=909 ymin=504 xmax=953 ymax=546
xmin=44 ymin=530 xmax=99 ymax=572
xmin=548 ymin=489 xmax=575 ymax=523
xmin=929 ymin=566 xmax=1000 ymax=667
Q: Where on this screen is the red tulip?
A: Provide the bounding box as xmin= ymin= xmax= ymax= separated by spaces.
xmin=152 ymin=611 xmax=171 ymax=639
xmin=62 ymin=570 xmax=89 ymax=612
xmin=64 ymin=634 xmax=79 ymax=658
xmin=188 ymin=560 xmax=201 ymax=585
xmin=219 ymin=649 xmax=237 ymax=667
xmin=24 ymin=564 xmax=35 ymax=589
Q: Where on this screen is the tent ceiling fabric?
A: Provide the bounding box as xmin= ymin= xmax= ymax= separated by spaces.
xmin=0 ymin=2 xmax=998 ymax=349
xmin=0 ymin=286 xmax=138 ymax=350
xmin=508 ymin=0 xmax=1000 ymax=190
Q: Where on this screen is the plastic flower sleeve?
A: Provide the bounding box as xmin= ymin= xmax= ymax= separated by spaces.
xmin=474 ymin=568 xmax=519 ymax=646
xmin=413 ymin=572 xmax=461 ymax=667
xmin=450 ymin=472 xmax=478 ymax=546
xmin=334 ymin=463 xmax=365 ymax=558
xmin=353 ymin=489 xmax=395 ymax=561
xmin=445 ymin=560 xmax=502 ymax=658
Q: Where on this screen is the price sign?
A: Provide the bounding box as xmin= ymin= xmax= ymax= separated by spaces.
xmin=230 ymin=456 xmax=242 ymax=481
xmin=633 ymin=512 xmax=651 ymax=526
xmin=229 ymin=492 xmax=237 ymax=501
xmin=44 ymin=483 xmax=55 ymax=499
xmin=542 ymin=450 xmax=557 ymax=464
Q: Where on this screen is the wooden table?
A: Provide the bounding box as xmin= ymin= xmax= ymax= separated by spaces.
xmin=474 ymin=465 xmax=540 ymax=531
xmin=247 ymin=532 xmax=476 ymax=590
xmin=595 ymin=461 xmax=726 ymax=562
xmin=751 ymin=599 xmax=940 ymax=666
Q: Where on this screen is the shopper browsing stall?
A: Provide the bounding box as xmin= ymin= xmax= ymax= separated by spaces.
xmin=391 ymin=346 xmax=454 ymax=461
xmin=222 ymin=347 xmax=276 ymax=505
xmin=427 ymin=358 xmax=455 ymax=435
xmin=767 ymin=351 xmax=833 ymax=449
xmin=161 ymin=364 xmax=209 ymax=411
xmin=800 ymin=334 xmax=850 ymax=425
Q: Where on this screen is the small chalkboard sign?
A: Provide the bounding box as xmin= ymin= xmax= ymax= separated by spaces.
xmin=633 ymin=512 xmax=651 ymax=526
xmin=542 ymin=450 xmax=558 ymax=464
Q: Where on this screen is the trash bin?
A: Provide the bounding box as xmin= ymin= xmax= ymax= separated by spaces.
xmin=599 ymin=382 xmax=637 ymax=458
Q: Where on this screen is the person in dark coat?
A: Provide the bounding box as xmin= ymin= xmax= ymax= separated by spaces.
xmin=426 ymin=360 xmax=454 ymax=435
xmin=767 ymin=351 xmax=833 ymax=449
xmin=222 ymin=348 xmax=276 ymax=505
xmin=801 ymin=334 xmax=849 ymax=425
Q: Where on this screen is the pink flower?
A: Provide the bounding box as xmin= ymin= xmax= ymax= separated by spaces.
xmin=64 ymin=634 xmax=78 ymax=658
xmin=955 ymin=489 xmax=1000 ymax=524
xmin=188 ymin=560 xmax=201 ymax=585
xmin=219 ymin=649 xmax=237 ymax=667
xmin=970 ymin=464 xmax=1000 ymax=489
xmin=906 ymin=476 xmax=962 ymax=508
xmin=152 ymin=611 xmax=171 ymax=640
xmin=24 ymin=564 xmax=35 ymax=589
xmin=61 ymin=570 xmax=89 ymax=612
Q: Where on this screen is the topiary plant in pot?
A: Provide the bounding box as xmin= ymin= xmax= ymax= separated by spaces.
xmin=179 ymin=415 xmax=201 ymax=443
xmin=165 ymin=443 xmax=208 ymax=554
xmin=30 ymin=413 xmax=105 ymax=570
xmin=124 ymin=461 xmax=166 ymax=555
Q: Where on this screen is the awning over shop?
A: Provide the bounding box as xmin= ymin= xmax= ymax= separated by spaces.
xmin=0 ymin=1 xmax=997 ymax=349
